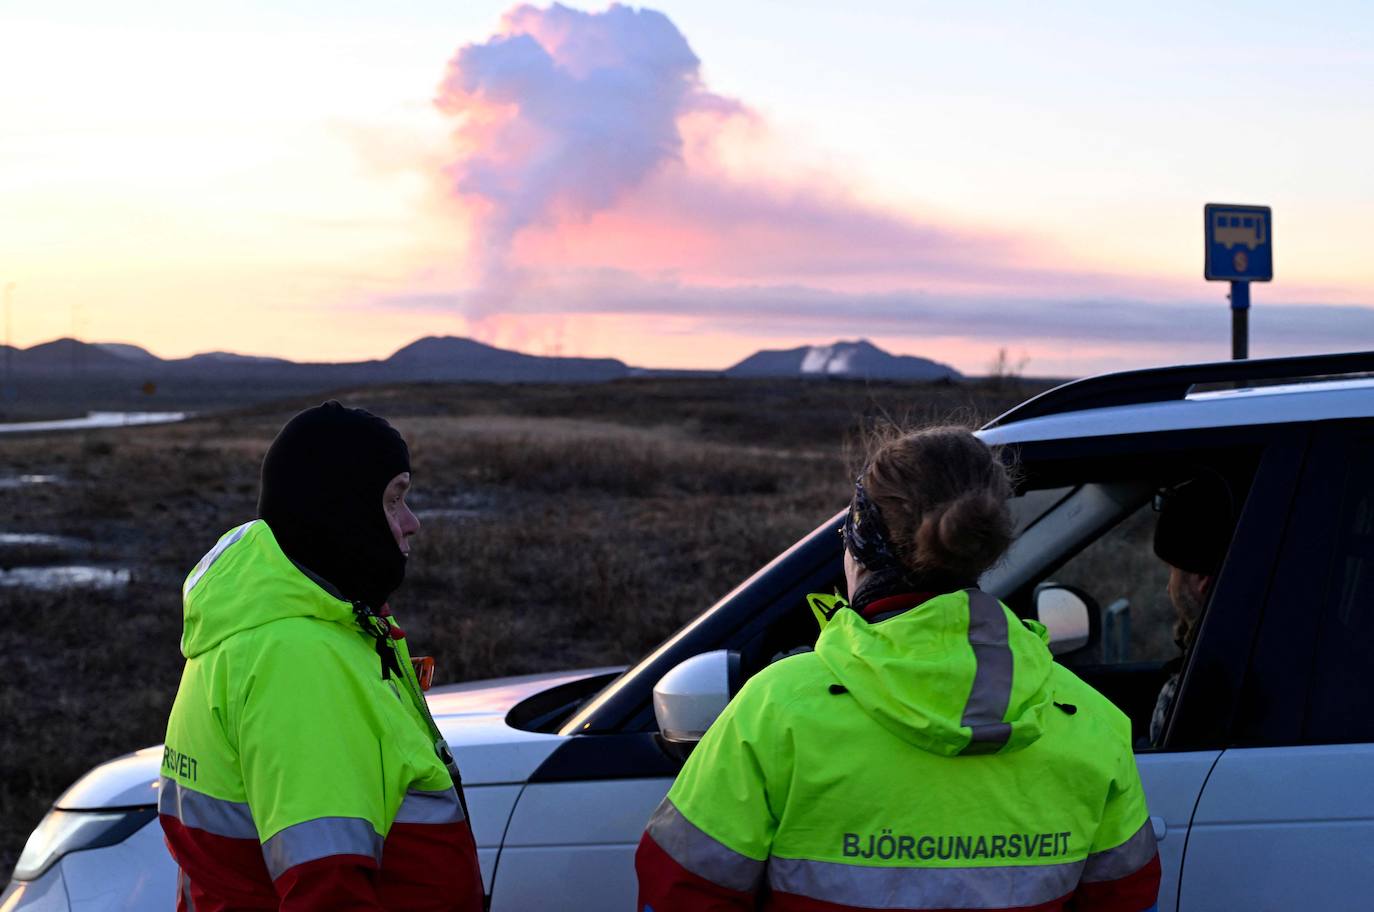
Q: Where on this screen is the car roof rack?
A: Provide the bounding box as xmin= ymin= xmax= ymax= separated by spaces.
xmin=985 ymin=350 xmax=1374 ymax=428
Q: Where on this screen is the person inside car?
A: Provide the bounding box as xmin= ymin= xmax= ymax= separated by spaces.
xmin=636 ymin=425 xmax=1161 ymax=912
xmin=1148 ymin=471 xmax=1238 ymax=746
xmin=158 ymin=402 xmax=483 ymax=912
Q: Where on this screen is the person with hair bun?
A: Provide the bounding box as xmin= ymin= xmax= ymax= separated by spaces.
xmin=638 ymin=426 xmax=1160 ymax=912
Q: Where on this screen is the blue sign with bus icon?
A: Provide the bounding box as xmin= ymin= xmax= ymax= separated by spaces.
xmin=1205 ymin=203 xmax=1272 ymax=281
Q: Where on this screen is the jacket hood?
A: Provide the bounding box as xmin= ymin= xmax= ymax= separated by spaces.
xmin=814 ymin=590 xmax=1056 ymax=757
xmin=180 ymin=520 xmax=356 ymax=658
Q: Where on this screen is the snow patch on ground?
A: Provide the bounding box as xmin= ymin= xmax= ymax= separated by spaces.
xmin=0 ymin=565 xmax=130 ymax=590
xmin=801 ymin=344 xmax=860 ymax=375
xmin=799 ymin=346 xmax=833 ymax=374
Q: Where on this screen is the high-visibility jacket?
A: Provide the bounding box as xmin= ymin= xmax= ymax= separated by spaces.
xmin=637 ymin=589 xmax=1160 ymax=911
xmin=158 ymin=520 xmax=483 ymax=911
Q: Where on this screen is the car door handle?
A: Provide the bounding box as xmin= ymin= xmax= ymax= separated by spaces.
xmin=1150 ymin=816 xmax=1166 ymax=841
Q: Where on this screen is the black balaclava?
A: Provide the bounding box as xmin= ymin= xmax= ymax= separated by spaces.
xmin=258 ymin=401 xmax=411 ymax=609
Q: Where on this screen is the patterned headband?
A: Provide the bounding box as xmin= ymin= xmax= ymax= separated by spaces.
xmin=841 ymin=474 xmax=903 ymax=575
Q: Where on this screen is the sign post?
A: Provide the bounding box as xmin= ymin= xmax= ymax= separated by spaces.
xmin=1204 ymin=203 xmax=1272 ymax=360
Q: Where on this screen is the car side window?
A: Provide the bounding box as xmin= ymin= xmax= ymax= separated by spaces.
xmin=1302 ymin=439 xmax=1374 ymax=743
xmin=1015 ymin=455 xmax=1259 ymax=748
xmin=1035 ymin=498 xmax=1181 ymax=747
xmin=1047 ymin=501 xmax=1174 ymax=665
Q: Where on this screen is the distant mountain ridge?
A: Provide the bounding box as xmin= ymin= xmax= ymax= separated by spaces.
xmin=3 ymin=335 xmax=959 ymax=385
xmin=95 ymin=343 xmax=158 ymax=362
xmin=186 ymin=351 xmax=292 ymax=365
xmin=386 ymin=336 xmax=627 ymax=382
xmin=727 ymin=339 xmax=960 ymax=381
xmin=5 ymin=335 xmax=629 ymax=383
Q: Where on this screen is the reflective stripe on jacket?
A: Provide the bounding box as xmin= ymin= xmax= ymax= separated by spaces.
xmin=159 ymin=520 xmax=483 ymax=911
xmin=636 ymin=589 xmax=1160 ymax=911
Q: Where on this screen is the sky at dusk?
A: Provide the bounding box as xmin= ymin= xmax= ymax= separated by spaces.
xmin=3 ymin=0 xmax=1373 ymax=376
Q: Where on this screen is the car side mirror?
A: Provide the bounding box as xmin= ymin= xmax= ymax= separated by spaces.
xmin=1033 ymin=583 xmax=1094 ymax=655
xmin=652 ymin=650 xmax=742 ymax=761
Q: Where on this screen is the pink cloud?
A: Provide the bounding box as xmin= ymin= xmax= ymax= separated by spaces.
xmin=435 ymin=4 xmax=741 ymax=285
xmin=432 ymin=3 xmax=1081 ymax=307
xmin=510 ymin=168 xmax=1042 ymax=292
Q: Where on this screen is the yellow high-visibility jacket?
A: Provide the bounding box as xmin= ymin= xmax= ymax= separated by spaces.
xmin=637 ymin=589 xmax=1160 ymax=911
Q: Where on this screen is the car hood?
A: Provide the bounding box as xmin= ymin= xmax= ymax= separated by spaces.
xmin=427 ymin=666 xmax=623 ymax=785
xmin=57 ymin=667 xmax=622 ymax=810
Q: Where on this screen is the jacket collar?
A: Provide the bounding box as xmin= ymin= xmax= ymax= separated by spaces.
xmin=858 ymin=591 xmax=944 ymax=622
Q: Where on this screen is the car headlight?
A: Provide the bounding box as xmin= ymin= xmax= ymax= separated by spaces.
xmin=11 ymin=807 xmax=157 ymax=881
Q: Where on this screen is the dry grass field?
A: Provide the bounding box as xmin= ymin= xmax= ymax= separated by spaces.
xmin=0 ymin=377 xmax=1040 ymax=872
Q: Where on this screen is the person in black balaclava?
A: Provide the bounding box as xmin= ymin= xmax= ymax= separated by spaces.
xmin=160 ymin=400 xmax=485 ymax=912
xmin=258 ymin=400 xmax=413 ymax=609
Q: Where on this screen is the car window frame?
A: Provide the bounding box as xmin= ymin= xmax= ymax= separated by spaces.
xmin=1000 ymin=424 xmax=1300 ymax=750
xmin=1163 ymin=425 xmax=1308 ymax=750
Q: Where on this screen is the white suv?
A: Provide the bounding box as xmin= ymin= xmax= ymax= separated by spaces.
xmin=8 ymin=351 xmax=1374 ymax=911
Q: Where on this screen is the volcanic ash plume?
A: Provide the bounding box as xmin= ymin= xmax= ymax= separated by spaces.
xmin=435 ymin=3 xmax=741 ymax=287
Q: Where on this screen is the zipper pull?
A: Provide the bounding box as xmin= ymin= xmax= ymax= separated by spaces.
xmin=435 ymin=738 xmax=463 ymax=785
xmin=354 ymin=600 xmax=404 ymax=679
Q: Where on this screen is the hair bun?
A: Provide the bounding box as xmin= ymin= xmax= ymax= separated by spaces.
xmin=914 ymin=492 xmax=1012 ymax=581
xmin=857 ymin=425 xmax=1016 ymax=583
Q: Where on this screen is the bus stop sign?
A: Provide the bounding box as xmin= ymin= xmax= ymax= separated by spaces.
xmin=1205 ymin=203 xmax=1272 ymax=282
